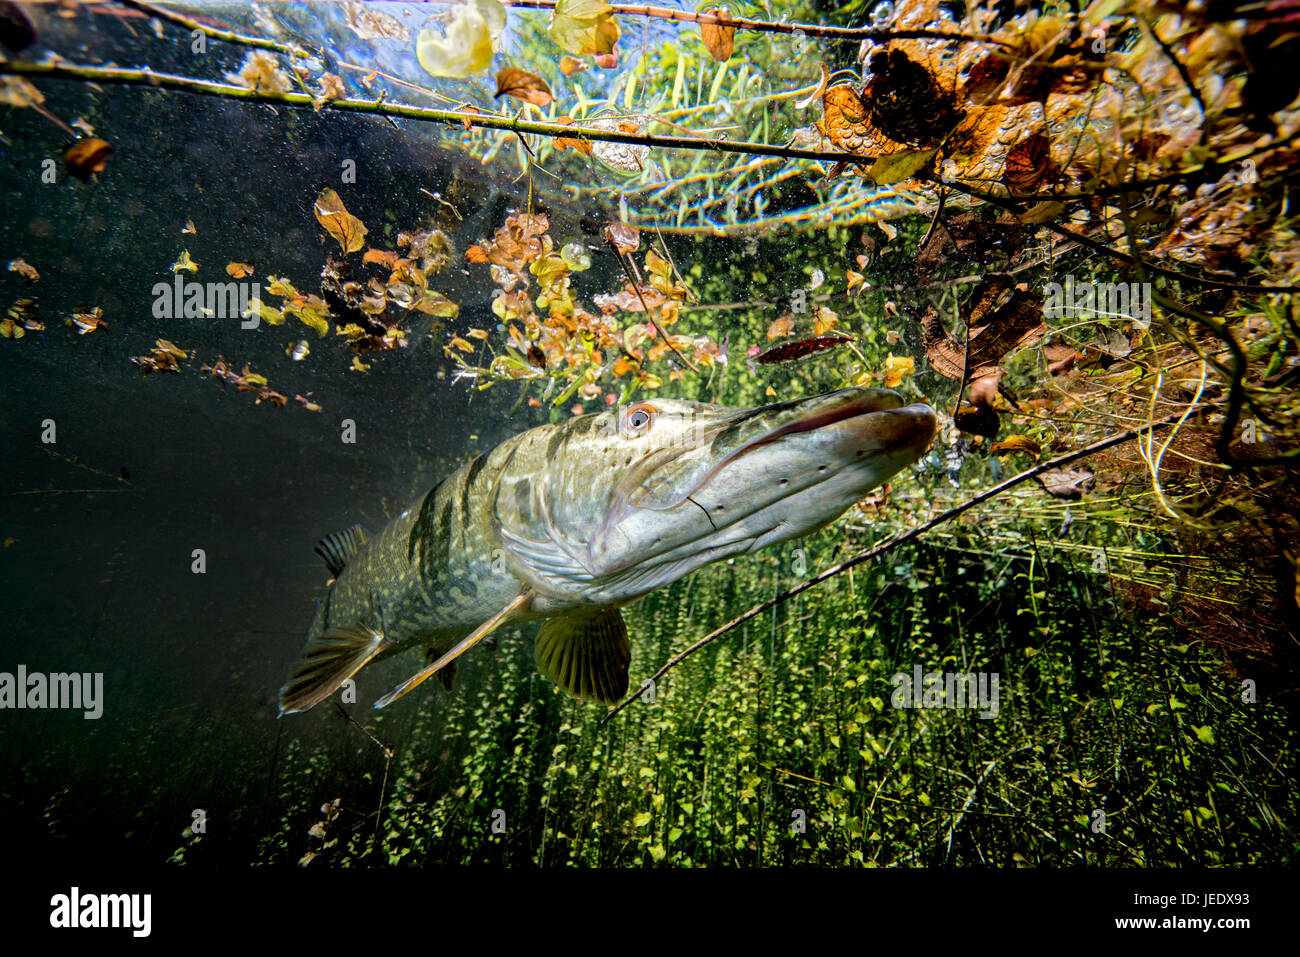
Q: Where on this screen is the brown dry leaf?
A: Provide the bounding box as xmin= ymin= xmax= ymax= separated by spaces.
xmin=495 ymin=67 xmax=554 ymax=107
xmin=363 ymin=248 xmax=400 ymax=269
xmin=969 ymin=371 xmax=1000 ymax=408
xmin=700 ymin=7 xmax=735 ymax=62
xmin=8 ymin=258 xmax=39 ymax=282
xmin=554 ymin=136 xmax=593 ymax=154
xmin=1003 ymin=132 xmax=1055 ymax=191
xmin=64 ymin=137 xmax=113 ymax=181
xmin=226 ymin=262 xmax=254 ymax=279
xmin=559 ymin=56 xmax=587 ymax=76
xmin=922 ymin=279 xmax=1046 ymax=381
xmin=313 ymin=188 xmax=368 ymax=255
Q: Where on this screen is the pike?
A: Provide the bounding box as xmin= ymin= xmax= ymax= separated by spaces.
xmin=278 ymin=388 xmax=936 ymax=714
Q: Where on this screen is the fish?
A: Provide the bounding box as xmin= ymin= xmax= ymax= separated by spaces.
xmin=277 ymin=387 xmax=937 ymax=715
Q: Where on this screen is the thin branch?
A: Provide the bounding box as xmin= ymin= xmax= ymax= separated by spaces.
xmin=0 ymin=59 xmax=875 ymax=168
xmin=117 ymin=0 xmax=307 ymax=58
xmin=601 ymin=405 xmax=1206 ymax=725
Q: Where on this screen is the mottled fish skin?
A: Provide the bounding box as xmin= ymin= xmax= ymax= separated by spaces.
xmin=286 ymin=387 xmax=937 ymax=711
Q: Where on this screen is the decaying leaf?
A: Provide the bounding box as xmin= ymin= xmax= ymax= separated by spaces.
xmin=224 ymin=50 xmax=292 ymax=94
xmin=700 ymin=8 xmax=735 ymax=62
xmin=1037 ymin=465 xmax=1096 ymax=500
xmin=65 ymin=307 xmax=107 ymax=335
xmin=64 ymin=137 xmax=113 ymax=181
xmin=549 ymin=0 xmax=621 ymax=57
xmin=226 ymin=262 xmax=254 ymax=279
xmin=495 ymin=68 xmax=553 ymax=107
xmin=923 ymin=279 xmax=1046 ymax=382
xmin=8 ymin=258 xmax=38 ymax=282
xmin=343 ymin=0 xmax=410 ymax=41
xmin=171 ymin=250 xmax=199 ymax=274
xmin=314 ymin=188 xmax=368 ymax=255
xmin=416 ymin=0 xmax=504 ymax=79
xmin=1003 ymin=132 xmax=1055 ymax=191
xmin=604 ymin=222 xmax=640 ymax=255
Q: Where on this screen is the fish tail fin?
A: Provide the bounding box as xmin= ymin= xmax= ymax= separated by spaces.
xmin=279 ymin=623 xmax=388 ymax=716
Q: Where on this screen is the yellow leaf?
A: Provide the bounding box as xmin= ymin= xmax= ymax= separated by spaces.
xmin=450 ymin=335 xmax=476 ymax=353
xmin=549 ymin=0 xmax=620 ymax=57
xmin=171 ymin=250 xmax=199 ymax=274
xmin=351 ymin=356 xmax=371 ymax=373
xmin=313 ymin=189 xmax=368 ymax=255
xmin=867 ymin=149 xmax=938 ymax=186
xmin=882 ymin=354 xmax=915 ymax=388
xmin=416 ymin=0 xmax=503 ymax=79
xmin=226 ymin=262 xmax=254 ymax=279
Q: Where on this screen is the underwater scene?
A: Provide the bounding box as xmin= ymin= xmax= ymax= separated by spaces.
xmin=1 ymin=0 xmax=1298 ymax=899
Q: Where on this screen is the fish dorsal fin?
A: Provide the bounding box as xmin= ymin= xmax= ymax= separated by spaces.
xmin=278 ymin=622 xmax=389 ymax=715
xmin=314 ymin=524 xmax=370 ymax=577
xmin=534 ymin=607 xmax=630 ymax=704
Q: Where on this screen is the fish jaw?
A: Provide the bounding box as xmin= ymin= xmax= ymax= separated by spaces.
xmin=520 ymin=388 xmax=934 ymax=603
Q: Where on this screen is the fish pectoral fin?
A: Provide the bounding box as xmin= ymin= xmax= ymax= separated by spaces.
xmin=314 ymin=524 xmax=371 ymax=578
xmin=373 ymin=589 xmax=532 ymax=710
xmin=534 ymin=607 xmax=630 ymax=705
xmin=279 ymin=623 xmax=388 ymax=716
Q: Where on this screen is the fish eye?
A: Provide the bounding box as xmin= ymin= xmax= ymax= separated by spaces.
xmin=624 ymin=402 xmax=657 ymax=435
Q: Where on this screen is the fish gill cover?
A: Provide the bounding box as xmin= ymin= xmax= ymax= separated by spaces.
xmin=0 ymin=0 xmax=1297 ymax=895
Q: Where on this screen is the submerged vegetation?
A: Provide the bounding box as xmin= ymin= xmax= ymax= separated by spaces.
xmin=2 ymin=0 xmax=1298 ymax=867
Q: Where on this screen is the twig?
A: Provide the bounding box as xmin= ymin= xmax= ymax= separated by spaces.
xmin=0 ymin=59 xmax=876 ymax=169
xmin=601 ymin=405 xmax=1207 ymax=724
xmin=117 ymin=0 xmax=307 ymax=58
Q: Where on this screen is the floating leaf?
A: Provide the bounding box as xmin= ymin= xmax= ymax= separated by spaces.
xmin=171 ymin=250 xmax=199 ymax=274
xmin=226 ymin=262 xmax=254 ymax=279
xmin=1003 ymin=132 xmax=1055 ymax=191
xmin=314 ymin=188 xmax=368 ymax=255
xmin=700 ymin=8 xmax=735 ymax=62
xmin=351 ymin=356 xmax=371 ymax=374
xmin=64 ymin=137 xmax=113 ymax=181
xmin=549 ymin=0 xmax=621 ymax=57
xmin=495 ymin=67 xmax=553 ymax=107
xmin=416 ymin=0 xmax=503 ymax=79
